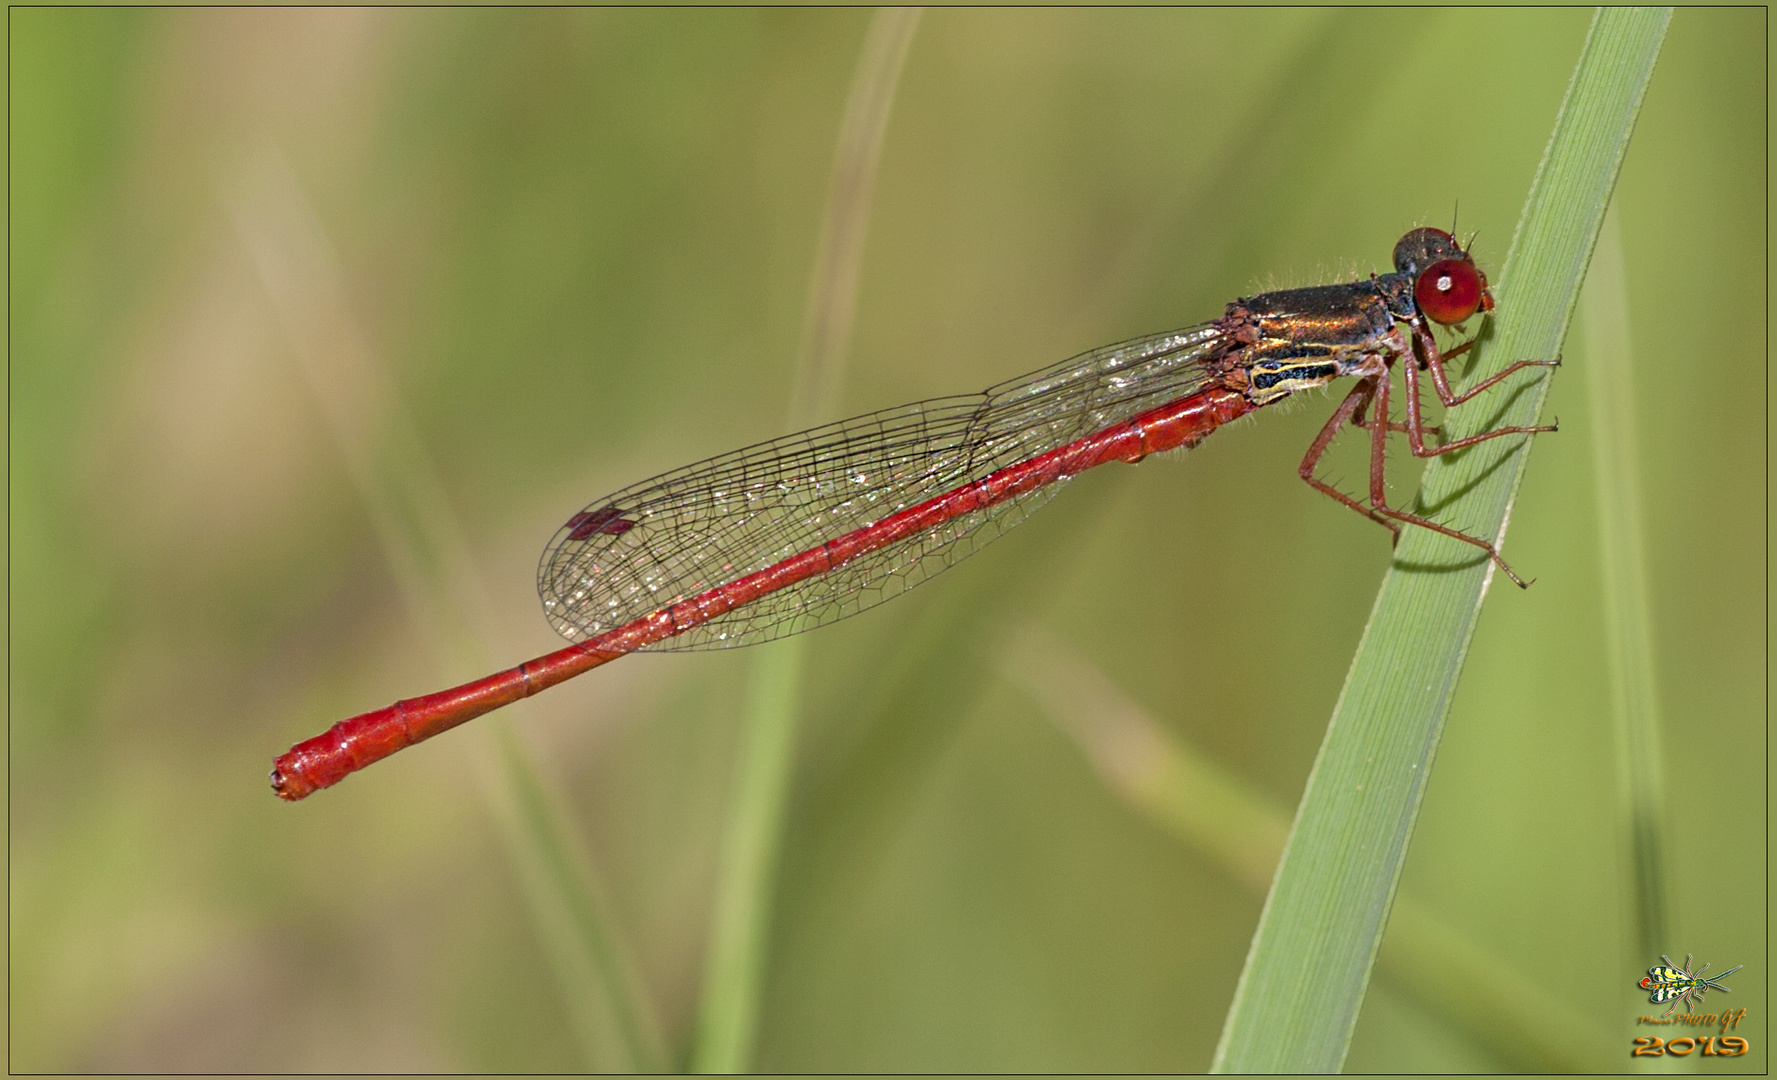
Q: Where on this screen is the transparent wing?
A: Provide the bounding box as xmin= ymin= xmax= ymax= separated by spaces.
xmin=538 ymin=323 xmax=1227 ymax=650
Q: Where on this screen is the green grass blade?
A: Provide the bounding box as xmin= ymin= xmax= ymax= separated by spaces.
xmin=993 ymin=624 xmax=1620 ymax=1072
xmin=228 ymin=152 xmax=665 ymax=1072
xmin=692 ymin=9 xmax=921 ymax=1073
xmin=1579 ymin=210 xmax=1671 ymax=961
xmin=1211 ymin=9 xmax=1672 ymax=1073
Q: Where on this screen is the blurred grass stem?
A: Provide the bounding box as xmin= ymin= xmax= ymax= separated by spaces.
xmin=1211 ymin=9 xmax=1672 ymax=1072
xmin=1580 ymin=211 xmax=1672 ymax=961
xmin=230 ymin=150 xmax=667 ymax=1072
xmin=692 ymin=9 xmax=921 ymax=1073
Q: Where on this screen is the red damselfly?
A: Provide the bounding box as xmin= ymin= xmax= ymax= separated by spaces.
xmin=272 ymin=227 xmax=1555 ymax=800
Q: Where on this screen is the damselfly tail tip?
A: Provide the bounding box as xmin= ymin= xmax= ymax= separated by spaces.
xmin=270 ymin=760 xmax=316 ymax=802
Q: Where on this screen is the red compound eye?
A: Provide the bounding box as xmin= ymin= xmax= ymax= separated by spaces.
xmin=1415 ymin=258 xmax=1485 ymax=324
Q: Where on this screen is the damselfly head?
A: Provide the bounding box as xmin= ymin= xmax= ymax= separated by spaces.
xmin=1393 ymin=227 xmax=1494 ymax=325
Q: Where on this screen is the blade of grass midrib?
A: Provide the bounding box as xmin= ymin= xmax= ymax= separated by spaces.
xmin=1211 ymin=8 xmax=1672 ymax=1072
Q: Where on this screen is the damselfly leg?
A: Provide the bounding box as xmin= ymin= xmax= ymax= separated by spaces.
xmin=1411 ymin=323 xmax=1564 ymax=409
xmin=1299 ymin=322 xmax=1556 ymax=588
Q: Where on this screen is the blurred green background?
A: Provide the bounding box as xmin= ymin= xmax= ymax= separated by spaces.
xmin=10 ymin=8 xmax=1765 ymax=1072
